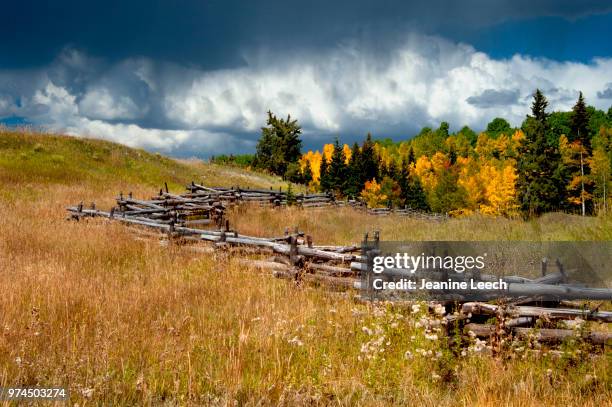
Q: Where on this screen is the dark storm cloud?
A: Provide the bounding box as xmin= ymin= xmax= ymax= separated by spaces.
xmin=1 ymin=0 xmax=611 ymax=70
xmin=597 ymin=83 xmax=612 ymax=99
xmin=466 ymin=89 xmax=520 ymax=107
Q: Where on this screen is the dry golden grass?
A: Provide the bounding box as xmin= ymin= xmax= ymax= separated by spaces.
xmin=0 ymin=132 xmax=610 ymax=405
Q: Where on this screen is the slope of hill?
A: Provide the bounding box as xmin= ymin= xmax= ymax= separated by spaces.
xmin=0 ymin=129 xmax=288 ymax=191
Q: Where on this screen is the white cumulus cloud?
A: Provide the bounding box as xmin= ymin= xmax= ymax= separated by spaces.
xmin=0 ymin=34 xmax=610 ymax=156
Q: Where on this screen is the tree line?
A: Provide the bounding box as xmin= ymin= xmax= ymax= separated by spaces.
xmin=252 ymin=91 xmax=612 ymax=217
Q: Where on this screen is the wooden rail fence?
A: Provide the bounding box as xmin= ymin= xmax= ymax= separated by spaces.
xmin=67 ymin=183 xmax=611 ymax=348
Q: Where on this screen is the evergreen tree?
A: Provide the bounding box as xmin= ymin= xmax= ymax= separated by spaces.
xmin=437 ymin=121 xmax=450 ymax=138
xmin=327 ymin=138 xmax=348 ymax=195
xmin=319 ymin=155 xmax=331 ymax=192
xmin=359 ymin=133 xmax=379 ymax=183
xmin=253 ymin=128 xmax=276 ymax=170
xmin=571 ymin=91 xmax=591 ymax=151
xmin=302 ymin=161 xmax=313 ymax=185
xmin=531 ymin=89 xmax=549 ymax=124
xmin=486 ymin=117 xmax=512 ymax=138
xmin=448 ymin=145 xmax=457 ymax=165
xmin=405 ymin=175 xmax=429 ymax=211
xmin=566 ymin=92 xmax=594 ymax=215
xmin=407 ymin=146 xmax=416 ymax=165
xmin=253 ymin=111 xmax=302 ymax=177
xmin=286 ymin=183 xmax=296 ymax=206
xmin=396 ymin=158 xmax=429 ymax=211
xmin=386 ymin=159 xmax=398 ymax=179
xmin=344 ymin=142 xmax=362 ymax=198
xmin=516 ymin=91 xmax=567 ymax=217
xmin=429 ymin=168 xmax=465 ymax=214
xmin=458 ymin=125 xmax=478 ymax=146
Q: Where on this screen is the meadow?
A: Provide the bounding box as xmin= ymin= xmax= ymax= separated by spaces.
xmin=0 ymin=129 xmax=610 ymax=405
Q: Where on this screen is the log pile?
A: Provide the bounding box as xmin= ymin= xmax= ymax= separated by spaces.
xmin=456 ymin=301 xmax=612 ymax=346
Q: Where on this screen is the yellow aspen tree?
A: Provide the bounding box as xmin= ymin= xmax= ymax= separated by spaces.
xmin=343 ymin=144 xmax=352 ymax=164
xmin=322 ymin=144 xmax=334 ymax=163
xmin=360 ymin=179 xmax=387 ymax=208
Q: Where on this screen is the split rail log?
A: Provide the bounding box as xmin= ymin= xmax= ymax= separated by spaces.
xmin=464 ymin=323 xmax=612 ymax=345
xmin=462 ymin=302 xmax=612 ymax=323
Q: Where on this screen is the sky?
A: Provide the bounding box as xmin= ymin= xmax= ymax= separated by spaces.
xmin=1 ymin=0 xmax=612 ymax=156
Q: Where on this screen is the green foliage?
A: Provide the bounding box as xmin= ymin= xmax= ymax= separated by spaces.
xmin=411 ymin=127 xmax=446 ymax=158
xmin=571 ymin=92 xmax=590 ymax=150
xmin=436 ymin=122 xmax=450 ymax=138
xmin=485 ymin=118 xmax=512 ymax=138
xmin=284 ymin=162 xmax=303 ymax=184
xmin=548 ymin=111 xmax=572 ymax=146
xmin=327 ymin=138 xmax=349 ymax=196
xmin=301 ymin=161 xmax=313 ymax=185
xmin=319 ymin=156 xmax=331 ymax=192
xmin=379 ymin=176 xmax=402 ymax=207
xmin=587 ymin=105 xmax=611 ymax=141
xmin=407 ymin=146 xmax=416 ymax=165
xmin=285 ymin=183 xmax=297 ymax=206
xmin=531 ymin=89 xmax=549 ymax=124
xmin=428 ymin=167 xmax=466 ymax=213
xmin=396 ymin=160 xmax=429 ymax=211
xmin=253 ymin=111 xmax=302 ymax=178
xmin=344 ymin=143 xmax=362 ymax=198
xmin=405 ymin=175 xmax=429 ymax=211
xmin=458 ymin=125 xmax=478 ymax=146
xmin=359 ymin=133 xmax=380 ymax=184
xmin=210 ymin=154 xmax=254 ymax=167
xmin=517 ymin=115 xmax=567 ymax=217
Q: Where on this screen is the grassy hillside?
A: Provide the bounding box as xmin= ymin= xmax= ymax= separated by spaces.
xmin=0 ymin=128 xmax=289 ymax=191
xmin=0 ymin=130 xmax=610 ymax=405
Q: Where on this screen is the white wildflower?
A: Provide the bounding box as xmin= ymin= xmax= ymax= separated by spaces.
xmin=433 ymin=304 xmax=446 ymax=316
xmin=288 ymin=336 xmax=304 ymax=346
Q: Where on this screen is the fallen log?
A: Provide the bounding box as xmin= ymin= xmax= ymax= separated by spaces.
xmin=462 ymin=302 xmax=612 ymax=323
xmin=464 ymin=323 xmax=612 ymax=345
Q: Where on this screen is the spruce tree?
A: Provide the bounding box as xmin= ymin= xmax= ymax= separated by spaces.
xmin=571 ymin=91 xmax=591 ymax=151
xmin=302 ymin=161 xmax=313 ymax=185
xmin=254 ymin=111 xmax=302 ymax=177
xmin=319 ymin=155 xmax=331 ymax=192
xmin=360 ymin=133 xmax=379 ymax=183
xmin=405 ymin=175 xmax=429 ymax=211
xmin=328 ymin=138 xmax=348 ymax=195
xmin=516 ymin=91 xmax=567 ymax=217
xmin=386 ymin=159 xmax=398 ymax=180
xmin=568 ymin=92 xmax=594 ymax=214
xmin=531 ymin=89 xmax=549 ymax=124
xmin=344 ymin=142 xmax=362 ymax=198
xmin=396 ymin=158 xmax=429 ymax=211
xmin=407 ymin=146 xmax=416 ymax=165
xmin=437 ymin=121 xmax=450 ymax=138
xmin=448 ymin=145 xmax=457 ymax=165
